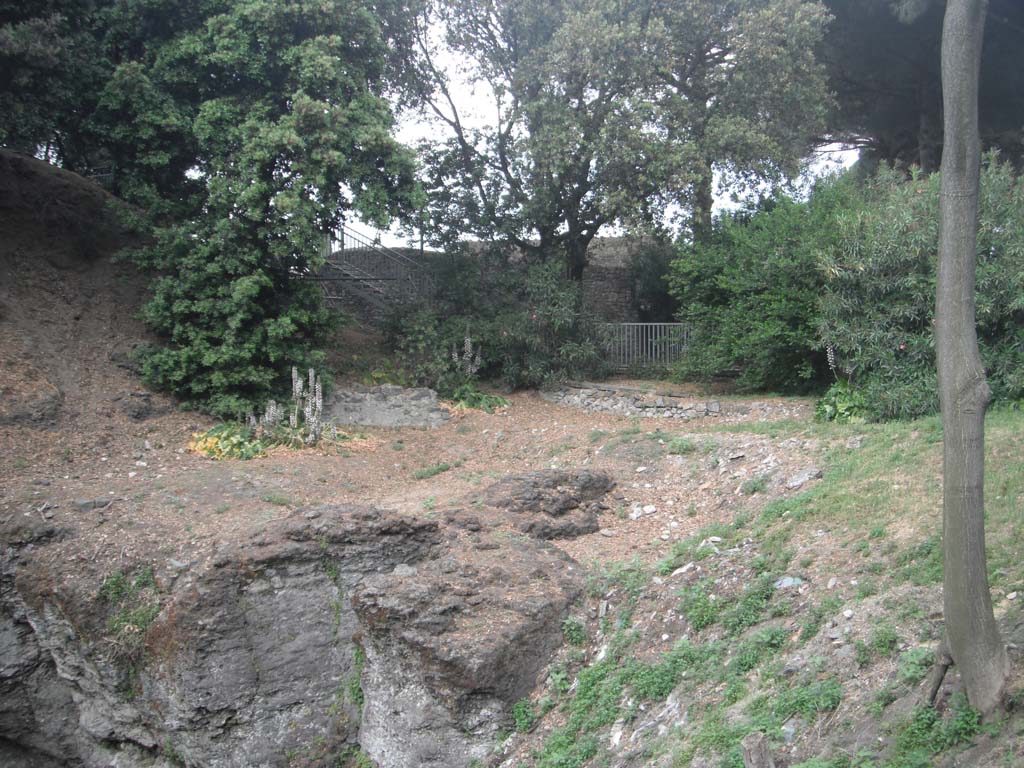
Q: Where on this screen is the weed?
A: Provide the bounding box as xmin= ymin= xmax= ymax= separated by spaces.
xmin=346 ymin=645 xmax=366 ymax=708
xmin=679 ymin=583 xmax=719 ymax=631
xmin=261 ymin=492 xmax=293 ymax=506
xmin=563 ymin=617 xmax=587 ymax=646
xmin=897 ymin=647 xmax=933 ymax=684
xmin=895 ymin=536 xmax=943 ymax=585
xmin=13 ymin=456 xmax=29 ymax=470
xmin=413 ymin=461 xmax=460 ymax=480
xmin=668 ymin=437 xmax=697 ymax=455
xmin=423 ymin=496 xmax=437 ymax=511
xmin=512 ymin=699 xmax=536 ymax=732
xmin=887 ymin=695 xmax=981 ymax=764
xmin=741 ymin=476 xmax=769 ymax=495
xmin=855 ymin=640 xmax=873 ymax=668
xmin=391 ymin=440 xmax=404 ymax=451
xmin=869 ymin=624 xmax=899 ymax=656
xmin=721 ymin=575 xmax=776 ymax=635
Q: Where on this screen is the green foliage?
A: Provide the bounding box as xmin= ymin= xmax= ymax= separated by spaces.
xmin=447 ymin=383 xmax=508 ymax=413
xmin=389 ymin=257 xmax=607 ymax=391
xmin=740 ymin=476 xmax=769 ymax=495
xmin=413 ymin=462 xmax=455 ymax=480
xmin=869 ymin=624 xmax=899 ymax=656
xmin=99 ymin=567 xmax=161 ymax=662
xmin=667 ymin=437 xmax=696 ymax=455
xmin=679 ymin=583 xmax=719 ymax=631
xmin=894 ymin=536 xmax=943 ymax=586
xmin=897 ymin=648 xmax=934 ymax=685
xmin=562 ymin=618 xmax=587 ymax=646
xmin=819 ymin=157 xmax=1024 ymax=420
xmin=750 ymin=677 xmax=844 ymax=723
xmin=4 ymin=0 xmax=419 ymax=418
xmin=511 ymin=699 xmax=536 ymax=732
xmin=417 ymin=0 xmax=832 ymax=272
xmin=189 ymin=423 xmax=269 ymax=460
xmin=886 ymin=696 xmax=982 ymax=766
xmin=721 ymin=575 xmax=777 ymax=635
xmin=815 ymin=380 xmax=869 ymax=423
xmin=669 ymin=177 xmax=858 ymax=392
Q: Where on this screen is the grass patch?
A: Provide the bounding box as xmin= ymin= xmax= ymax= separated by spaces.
xmin=413 ymin=460 xmax=461 ymax=480
xmin=261 ymin=492 xmax=293 ymax=506
xmin=668 ymin=437 xmax=697 ymax=455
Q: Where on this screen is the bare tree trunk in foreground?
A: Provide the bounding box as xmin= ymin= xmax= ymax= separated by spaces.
xmin=936 ymin=0 xmax=1009 ymax=717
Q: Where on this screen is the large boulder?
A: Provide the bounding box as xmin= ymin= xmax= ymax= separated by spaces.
xmin=3 ymin=505 xmax=441 ymax=767
xmin=326 ymin=384 xmax=450 ymax=429
xmin=445 ymin=469 xmax=615 ymax=539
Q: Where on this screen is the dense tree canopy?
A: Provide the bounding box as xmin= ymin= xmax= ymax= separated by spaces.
xmin=415 ymin=0 xmax=833 ymax=276
xmin=821 ymin=0 xmax=1024 ymax=172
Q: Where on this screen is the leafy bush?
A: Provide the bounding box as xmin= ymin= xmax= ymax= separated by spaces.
xmin=819 ymin=156 xmax=1024 ymax=420
xmin=189 ymin=423 xmax=269 ymax=460
xmin=668 ymin=177 xmax=858 ymax=393
xmin=815 ymin=379 xmax=868 ymax=423
xmin=388 ymin=254 xmax=607 ymax=391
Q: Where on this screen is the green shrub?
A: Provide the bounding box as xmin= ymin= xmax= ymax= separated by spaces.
xmin=562 ymin=617 xmax=587 ymax=646
xmin=387 ymin=255 xmax=607 ymax=392
xmin=815 ymin=379 xmax=868 ymax=423
xmin=819 ymin=156 xmax=1024 ymax=420
xmin=512 ymin=699 xmax=536 ymax=732
xmin=668 ymin=177 xmax=858 ymax=393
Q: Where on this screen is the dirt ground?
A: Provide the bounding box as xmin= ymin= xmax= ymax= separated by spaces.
xmin=0 ymin=384 xmax=824 ymax=583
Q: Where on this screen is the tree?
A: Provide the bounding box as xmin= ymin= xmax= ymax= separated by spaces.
xmin=935 ymin=0 xmax=1008 ymax=716
xmin=414 ymin=0 xmax=833 ymax=276
xmin=2 ymin=0 xmax=420 ymax=416
xmin=644 ymin=0 xmax=833 ymax=239
xmin=415 ymin=0 xmax=657 ymax=278
xmin=820 ymin=0 xmax=1024 ymax=172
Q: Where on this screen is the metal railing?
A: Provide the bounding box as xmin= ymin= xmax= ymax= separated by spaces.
xmin=603 ymin=323 xmax=689 ymax=370
xmin=322 ymin=225 xmax=435 ymax=304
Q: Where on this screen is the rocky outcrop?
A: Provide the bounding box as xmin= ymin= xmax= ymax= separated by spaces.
xmin=355 ymin=533 xmax=583 ymax=767
xmin=326 ymin=385 xmax=450 ymax=429
xmin=1 ymin=470 xmax=614 ymax=768
xmin=2 ymin=505 xmax=442 ymax=767
xmin=445 ymin=469 xmax=615 ymax=540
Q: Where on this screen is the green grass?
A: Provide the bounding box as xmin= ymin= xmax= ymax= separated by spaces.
xmin=527 ymin=409 xmax=1024 ymax=768
xmin=260 ymin=492 xmax=293 ymax=506
xmin=412 ymin=461 xmax=460 ymax=480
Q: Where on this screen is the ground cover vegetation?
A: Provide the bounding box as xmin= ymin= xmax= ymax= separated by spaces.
xmin=513 ymin=407 xmax=1024 ymax=767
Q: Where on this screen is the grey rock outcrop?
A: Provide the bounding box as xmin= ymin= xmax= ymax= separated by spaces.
xmin=445 ymin=469 xmax=615 ymax=539
xmin=3 ymin=505 xmax=442 ymax=767
xmin=355 ymin=532 xmax=583 ymax=767
xmin=2 ymin=469 xmax=605 ymax=768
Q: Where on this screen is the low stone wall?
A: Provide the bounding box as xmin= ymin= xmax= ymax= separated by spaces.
xmin=543 ymin=383 xmax=812 ymax=422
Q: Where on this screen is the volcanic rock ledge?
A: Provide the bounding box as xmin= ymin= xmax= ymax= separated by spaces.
xmin=1 ymin=470 xmax=615 ymax=768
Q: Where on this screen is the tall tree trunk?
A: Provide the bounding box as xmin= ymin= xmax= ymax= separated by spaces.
xmin=936 ymin=0 xmax=1008 ymax=717
xmin=691 ymin=160 xmax=714 ymax=243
